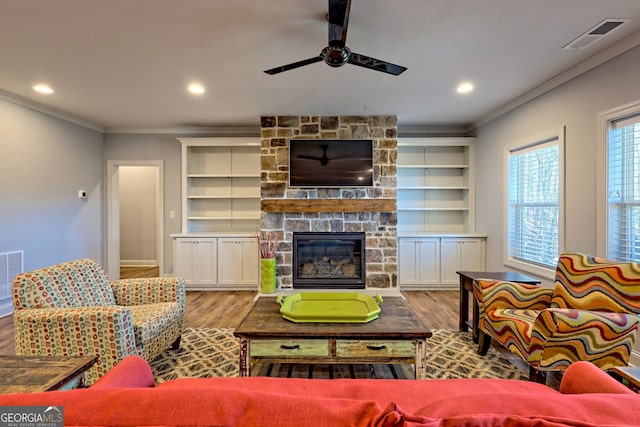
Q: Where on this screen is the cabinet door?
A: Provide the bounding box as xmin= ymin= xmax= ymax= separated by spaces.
xmin=174 ymin=238 xmax=217 ymax=286
xmin=195 ymin=239 xmax=218 ymax=285
xmin=417 ymin=238 xmax=440 ymax=285
xmin=398 ymin=238 xmax=420 ymax=285
xmin=217 ymin=238 xmax=259 ymax=286
xmin=459 ymin=238 xmax=485 ymax=271
xmin=440 ymin=238 xmax=461 ymax=286
xmin=440 ymin=238 xmax=485 ymax=286
xmin=398 ymin=238 xmax=440 ymax=286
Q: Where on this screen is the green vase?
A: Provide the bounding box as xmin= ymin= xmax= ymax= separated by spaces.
xmin=260 ymin=258 xmax=277 ymax=294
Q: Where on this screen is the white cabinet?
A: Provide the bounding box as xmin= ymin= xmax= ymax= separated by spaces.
xmin=440 ymin=238 xmax=486 ymax=286
xmin=399 ymin=236 xmax=485 ymax=289
xmin=217 ymin=237 xmax=259 ymax=286
xmin=398 ymin=237 xmax=440 ymax=286
xmin=179 ymin=138 xmax=261 ymax=233
xmin=397 ymin=138 xmax=475 ymax=234
xmin=173 ymin=234 xmax=259 ymax=290
xmin=174 ymin=137 xmax=261 ymax=291
xmin=174 ymin=238 xmax=218 ymax=287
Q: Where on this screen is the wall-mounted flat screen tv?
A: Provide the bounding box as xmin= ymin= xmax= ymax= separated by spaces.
xmin=289 ymin=139 xmax=374 ymax=187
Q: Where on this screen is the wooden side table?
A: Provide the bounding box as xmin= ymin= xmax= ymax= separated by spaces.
xmin=0 ymin=356 xmax=97 ymax=393
xmin=611 ymin=366 xmax=640 ymax=392
xmin=457 ymin=271 xmax=541 ymax=343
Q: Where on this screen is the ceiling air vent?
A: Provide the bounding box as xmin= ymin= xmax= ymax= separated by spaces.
xmin=563 ymin=19 xmax=630 ymax=50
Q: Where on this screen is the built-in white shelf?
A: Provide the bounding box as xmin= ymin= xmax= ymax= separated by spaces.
xmin=397 ymin=137 xmax=476 ymax=234
xmin=179 ymin=138 xmax=261 ymax=233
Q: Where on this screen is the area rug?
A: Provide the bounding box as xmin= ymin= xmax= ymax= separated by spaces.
xmin=150 ymin=327 xmax=526 ymax=383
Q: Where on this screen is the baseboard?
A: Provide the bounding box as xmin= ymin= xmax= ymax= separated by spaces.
xmin=120 ymin=259 xmax=158 ymax=267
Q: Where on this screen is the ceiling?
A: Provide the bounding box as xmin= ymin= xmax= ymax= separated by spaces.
xmin=2 ymin=0 xmax=640 ymax=133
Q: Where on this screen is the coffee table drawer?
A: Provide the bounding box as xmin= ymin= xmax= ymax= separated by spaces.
xmin=336 ymin=340 xmax=415 ymax=358
xmin=250 ymin=339 xmax=329 ymax=357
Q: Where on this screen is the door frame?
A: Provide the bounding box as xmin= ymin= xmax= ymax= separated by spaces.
xmin=107 ymin=160 xmax=164 ymax=280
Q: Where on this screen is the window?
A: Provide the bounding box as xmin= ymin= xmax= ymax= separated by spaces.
xmin=603 ymin=112 xmax=640 ymax=262
xmin=505 ymin=128 xmax=565 ymax=276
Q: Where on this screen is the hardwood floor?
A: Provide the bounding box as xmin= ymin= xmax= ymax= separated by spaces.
xmin=2 ymin=287 xmax=553 ymax=384
xmin=0 ymin=290 xmax=459 ymax=355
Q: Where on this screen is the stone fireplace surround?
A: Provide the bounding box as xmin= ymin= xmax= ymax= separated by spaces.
xmin=260 ymin=115 xmax=398 ymax=291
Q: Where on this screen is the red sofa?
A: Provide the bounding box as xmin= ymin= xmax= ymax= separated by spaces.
xmin=0 ymin=356 xmax=637 ymax=426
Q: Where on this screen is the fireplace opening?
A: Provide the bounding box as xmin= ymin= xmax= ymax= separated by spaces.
xmin=292 ymin=232 xmax=365 ymax=289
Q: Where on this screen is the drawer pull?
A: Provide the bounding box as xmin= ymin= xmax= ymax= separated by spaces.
xmin=366 ymin=345 xmax=387 ymax=351
xmin=280 ymin=344 xmax=300 ymax=350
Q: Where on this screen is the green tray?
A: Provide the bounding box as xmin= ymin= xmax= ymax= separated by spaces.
xmin=277 ymin=292 xmax=383 ymax=323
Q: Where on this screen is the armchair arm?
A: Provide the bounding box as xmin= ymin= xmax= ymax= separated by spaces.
xmin=90 ymin=355 xmax=155 ymax=389
xmin=474 ymin=279 xmax=553 ymax=318
xmin=13 ymin=306 xmax=138 ymax=385
xmin=110 ymin=277 xmax=186 ymax=310
xmin=528 ymin=308 xmax=640 ymax=370
xmin=560 ymin=361 xmax=634 ymax=394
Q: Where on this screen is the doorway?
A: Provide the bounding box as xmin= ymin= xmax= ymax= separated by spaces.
xmin=107 ymin=161 xmax=164 ymax=280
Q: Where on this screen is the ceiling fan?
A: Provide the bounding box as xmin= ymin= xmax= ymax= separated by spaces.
xmin=298 ymin=144 xmax=350 ymax=166
xmin=264 ymin=0 xmax=407 ymax=76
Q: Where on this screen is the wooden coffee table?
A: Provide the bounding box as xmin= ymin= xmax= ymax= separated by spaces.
xmin=0 ymin=355 xmax=97 ymax=393
xmin=234 ymin=296 xmax=431 ymax=379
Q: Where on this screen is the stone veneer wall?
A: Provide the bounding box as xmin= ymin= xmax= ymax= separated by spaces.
xmin=260 ymin=115 xmax=398 ymax=290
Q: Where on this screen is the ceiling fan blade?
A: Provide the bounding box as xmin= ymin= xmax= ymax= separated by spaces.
xmin=328 ymin=0 xmax=351 ymax=47
xmin=348 ymin=52 xmax=407 ymax=75
xmin=264 ymin=56 xmax=323 ymax=75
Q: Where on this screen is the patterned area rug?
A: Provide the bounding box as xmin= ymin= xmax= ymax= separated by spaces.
xmin=150 ymin=327 xmax=526 ymax=383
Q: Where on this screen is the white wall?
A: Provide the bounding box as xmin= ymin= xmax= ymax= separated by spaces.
xmin=0 ymin=97 xmax=104 ymax=271
xmin=119 ymin=166 xmax=158 ymax=265
xmin=475 ymin=45 xmax=640 ymax=363
xmin=476 ymin=45 xmax=640 ymax=279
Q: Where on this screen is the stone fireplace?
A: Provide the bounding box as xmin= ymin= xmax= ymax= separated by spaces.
xmin=293 ymin=232 xmax=365 ymax=289
xmin=260 ymin=115 xmax=398 ymax=291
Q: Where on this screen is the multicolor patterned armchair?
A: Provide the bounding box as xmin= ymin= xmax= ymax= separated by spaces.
xmin=12 ymin=259 xmax=185 ymax=385
xmin=474 ymin=252 xmax=640 ymax=382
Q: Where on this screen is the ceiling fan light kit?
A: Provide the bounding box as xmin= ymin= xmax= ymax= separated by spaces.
xmin=264 ymin=0 xmax=406 ymax=76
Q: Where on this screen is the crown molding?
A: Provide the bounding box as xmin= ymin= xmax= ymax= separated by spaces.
xmin=471 ymin=28 xmax=640 ymax=130
xmin=397 ymin=125 xmax=469 ymax=137
xmin=0 ymin=89 xmax=104 ymax=132
xmin=104 ymin=126 xmax=261 ymax=136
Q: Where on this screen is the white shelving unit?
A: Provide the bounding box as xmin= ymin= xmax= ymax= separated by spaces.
xmin=397 ymin=137 xmax=486 ymax=290
xmin=397 ymin=138 xmax=475 ymax=233
xmin=174 ymin=138 xmax=261 ymax=290
xmin=180 ymin=138 xmax=261 ymax=233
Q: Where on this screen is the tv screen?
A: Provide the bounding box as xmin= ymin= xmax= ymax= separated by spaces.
xmin=289 ymin=139 xmax=374 ymax=187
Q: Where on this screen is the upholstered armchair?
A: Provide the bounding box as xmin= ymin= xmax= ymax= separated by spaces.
xmin=12 ymin=259 xmax=185 ymax=385
xmin=474 ymin=252 xmax=640 ymax=382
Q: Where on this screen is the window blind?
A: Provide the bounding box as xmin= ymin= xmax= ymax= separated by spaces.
xmin=608 ymin=113 xmax=640 ymax=262
xmin=507 ymin=138 xmax=559 ymax=269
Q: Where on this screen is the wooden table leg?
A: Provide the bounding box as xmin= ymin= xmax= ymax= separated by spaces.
xmin=414 ymin=339 xmax=426 ymax=380
xmin=472 ymin=297 xmax=480 ymax=343
xmin=459 ymin=275 xmax=470 ymax=331
xmin=238 ymin=337 xmax=250 ymax=377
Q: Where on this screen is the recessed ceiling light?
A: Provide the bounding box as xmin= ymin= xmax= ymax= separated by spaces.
xmin=188 ymin=83 xmax=205 ymax=95
xmin=456 ymin=82 xmax=474 ymax=94
xmin=33 ymin=84 xmax=54 ymax=94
